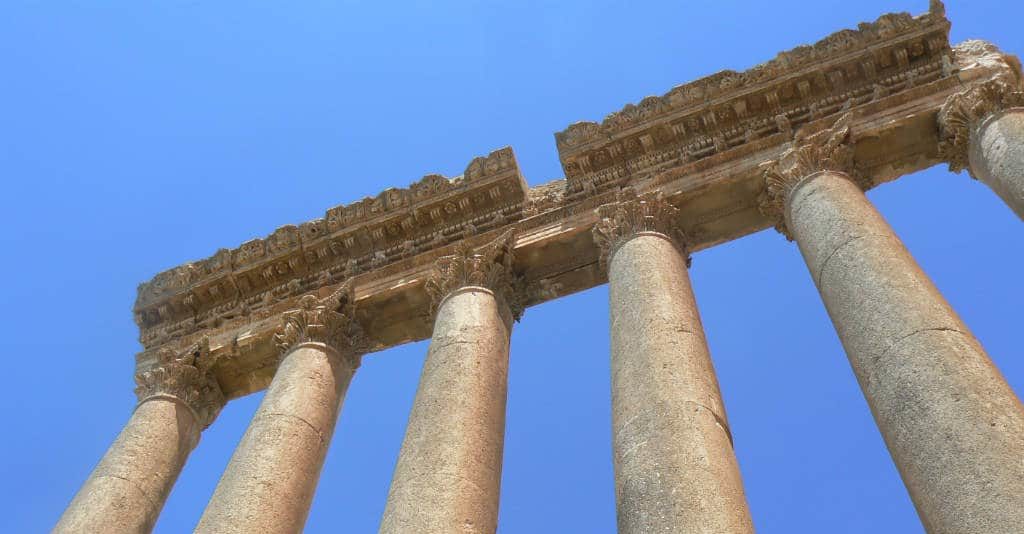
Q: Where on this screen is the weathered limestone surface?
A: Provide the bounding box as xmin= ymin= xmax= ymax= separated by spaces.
xmin=970 ymin=108 xmax=1024 ymax=217
xmin=937 ymin=47 xmax=1024 ymax=218
xmin=380 ymin=235 xmax=517 ymax=534
xmin=55 ymin=343 xmax=223 ymax=534
xmin=597 ymin=192 xmax=753 ymax=534
xmin=130 ymin=5 xmax=1011 ymax=403
xmin=195 ymin=342 xmax=358 ymax=534
xmin=783 ymin=170 xmax=1024 ymax=533
xmin=54 ymin=398 xmax=200 ymax=534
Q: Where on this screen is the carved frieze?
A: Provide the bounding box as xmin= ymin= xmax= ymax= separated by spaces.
xmin=758 ymin=113 xmax=861 ymax=239
xmin=555 ymin=4 xmax=951 ymax=201
xmin=134 ymin=338 xmax=225 ymax=429
xmin=135 ymin=147 xmax=528 ymax=348
xmin=593 ymin=189 xmax=684 ymax=268
xmin=424 ymin=230 xmax=524 ymax=321
xmin=128 ymin=2 xmax=1019 ymax=400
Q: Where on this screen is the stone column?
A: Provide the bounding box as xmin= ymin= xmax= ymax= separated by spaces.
xmin=593 ymin=190 xmax=754 ymax=534
xmin=380 ymin=231 xmax=519 ymax=534
xmin=55 ymin=340 xmax=224 ymax=534
xmin=939 ymin=78 xmax=1024 ymax=218
xmin=761 ymin=114 xmax=1024 ymax=534
xmin=196 ymin=283 xmax=366 ymax=534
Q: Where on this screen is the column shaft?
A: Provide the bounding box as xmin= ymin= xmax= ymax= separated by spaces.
xmin=787 ymin=171 xmax=1024 ymax=533
xmin=195 ymin=342 xmax=356 ymax=534
xmin=380 ymin=287 xmax=511 ymax=534
xmin=969 ymin=108 xmax=1024 ymax=218
xmin=54 ymin=397 xmax=200 ymax=534
xmin=609 ymin=233 xmax=753 ymax=534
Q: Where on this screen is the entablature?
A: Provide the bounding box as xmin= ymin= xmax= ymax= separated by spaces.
xmin=132 ymin=2 xmax=1022 ymax=400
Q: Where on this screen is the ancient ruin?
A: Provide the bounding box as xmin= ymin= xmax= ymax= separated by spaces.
xmin=55 ymin=2 xmax=1023 ymax=533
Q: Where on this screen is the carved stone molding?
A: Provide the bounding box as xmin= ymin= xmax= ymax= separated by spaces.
xmin=127 ymin=3 xmax=1011 ymax=400
xmin=134 ymin=338 xmax=225 ymax=429
xmin=758 ymin=113 xmax=861 ymax=239
xmin=555 ymin=5 xmax=951 ymax=201
xmin=938 ymin=78 xmax=1024 ymax=177
xmin=424 ymin=229 xmax=524 ymax=321
xmin=273 ymin=280 xmax=369 ymax=365
xmin=593 ymin=189 xmax=685 ymax=269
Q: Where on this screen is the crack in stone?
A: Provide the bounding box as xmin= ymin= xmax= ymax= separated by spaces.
xmin=97 ymin=473 xmax=159 ymax=511
xmin=258 ymin=412 xmax=326 ymax=447
xmin=686 ymin=401 xmax=735 ymax=447
xmin=872 ymin=326 xmax=966 ymax=369
xmin=815 ymin=232 xmax=881 ymax=287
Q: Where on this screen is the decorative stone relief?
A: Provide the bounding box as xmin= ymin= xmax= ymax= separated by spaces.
xmin=424 ymin=229 xmax=524 ymax=321
xmin=758 ymin=113 xmax=861 ymax=239
xmin=938 ymin=78 xmax=1024 ymax=177
xmin=593 ymin=189 xmax=685 ymax=268
xmin=134 ymin=337 xmax=225 ymax=429
xmin=555 ymin=6 xmax=952 ymax=200
xmin=273 ymin=280 xmax=369 ymax=363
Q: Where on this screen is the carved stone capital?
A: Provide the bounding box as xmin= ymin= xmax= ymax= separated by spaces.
xmin=425 ymin=229 xmax=524 ymax=321
xmin=273 ymin=280 xmax=369 ymax=365
xmin=938 ymin=78 xmax=1024 ymax=177
xmin=593 ymin=189 xmax=685 ymax=269
xmin=758 ymin=113 xmax=861 ymax=239
xmin=134 ymin=337 xmax=225 ymax=429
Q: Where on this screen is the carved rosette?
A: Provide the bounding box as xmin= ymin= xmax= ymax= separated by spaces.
xmin=134 ymin=337 xmax=225 ymax=429
xmin=938 ymin=78 xmax=1024 ymax=177
xmin=758 ymin=113 xmax=861 ymax=240
xmin=593 ymin=189 xmax=685 ymax=269
xmin=424 ymin=229 xmax=524 ymax=321
xmin=273 ymin=280 xmax=369 ymax=367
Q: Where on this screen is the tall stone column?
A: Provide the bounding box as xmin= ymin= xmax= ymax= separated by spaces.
xmin=54 ymin=340 xmax=224 ymax=534
xmin=939 ymin=78 xmax=1024 ymax=218
xmin=761 ymin=114 xmax=1024 ymax=534
xmin=593 ymin=190 xmax=754 ymax=534
xmin=196 ymin=283 xmax=366 ymax=534
xmin=380 ymin=231 xmax=520 ymax=534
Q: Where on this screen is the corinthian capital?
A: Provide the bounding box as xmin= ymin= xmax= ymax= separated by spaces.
xmin=938 ymin=78 xmax=1024 ymax=177
xmin=134 ymin=337 xmax=225 ymax=429
xmin=273 ymin=280 xmax=369 ymax=362
xmin=425 ymin=229 xmax=523 ymax=320
xmin=592 ymin=189 xmax=683 ymax=268
xmin=758 ymin=113 xmax=860 ymax=239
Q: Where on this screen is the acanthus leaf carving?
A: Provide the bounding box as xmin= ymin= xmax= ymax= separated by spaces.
xmin=758 ymin=113 xmax=861 ymax=239
xmin=938 ymin=78 xmax=1024 ymax=177
xmin=134 ymin=336 xmax=226 ymax=429
xmin=593 ymin=188 xmax=684 ymax=269
xmin=424 ymin=229 xmax=524 ymax=321
xmin=273 ymin=279 xmax=369 ymax=365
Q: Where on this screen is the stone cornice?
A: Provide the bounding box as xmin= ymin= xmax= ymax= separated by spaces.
xmin=425 ymin=229 xmax=523 ymax=321
xmin=273 ymin=280 xmax=368 ymax=366
xmin=134 ymin=338 xmax=225 ymax=429
xmin=129 ymin=2 xmax=1020 ymax=400
xmin=554 ymin=3 xmax=950 ymax=202
xmin=593 ymin=189 xmax=684 ymax=268
xmin=758 ymin=113 xmax=861 ymax=239
xmin=938 ymin=71 xmax=1024 ymax=177
xmin=134 ymin=147 xmax=528 ymax=349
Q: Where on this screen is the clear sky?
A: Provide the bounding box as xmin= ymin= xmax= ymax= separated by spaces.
xmin=1 ymin=1 xmax=1021 ymax=533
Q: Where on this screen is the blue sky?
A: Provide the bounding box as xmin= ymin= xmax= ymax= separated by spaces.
xmin=1 ymin=1 xmax=1021 ymax=532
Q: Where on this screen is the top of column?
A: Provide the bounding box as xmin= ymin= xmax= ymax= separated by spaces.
xmin=134 ymin=337 xmax=225 ymax=430
xmin=758 ymin=113 xmax=862 ymax=239
xmin=425 ymin=230 xmax=524 ymax=321
xmin=938 ymin=54 xmax=1024 ymax=177
xmin=273 ymin=280 xmax=369 ymax=368
xmin=592 ymin=189 xmax=685 ymax=269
